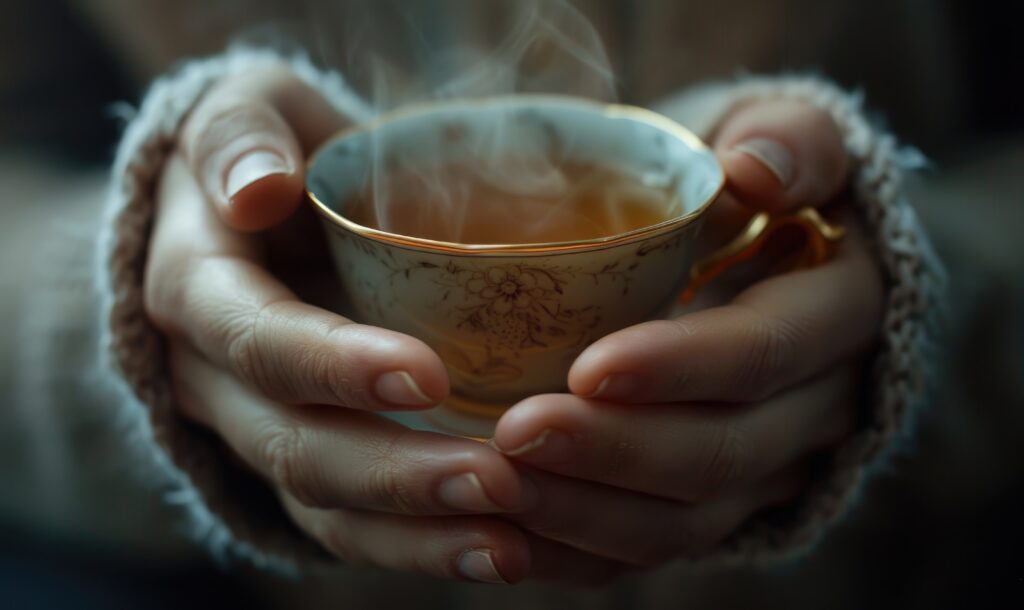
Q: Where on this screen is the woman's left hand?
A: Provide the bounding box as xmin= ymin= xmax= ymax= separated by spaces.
xmin=491 ymin=99 xmax=886 ymax=584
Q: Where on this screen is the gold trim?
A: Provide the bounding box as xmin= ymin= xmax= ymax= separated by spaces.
xmin=306 ymin=94 xmax=725 ymax=256
xmin=679 ymin=206 xmax=846 ymax=304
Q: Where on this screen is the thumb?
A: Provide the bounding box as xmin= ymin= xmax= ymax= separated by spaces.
xmin=712 ymin=99 xmax=849 ymax=213
xmin=181 ymin=66 xmax=348 ymax=232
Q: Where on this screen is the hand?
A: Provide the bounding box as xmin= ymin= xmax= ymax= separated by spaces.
xmin=491 ymin=99 xmax=884 ymax=575
xmin=146 ymin=66 xmax=551 ymax=584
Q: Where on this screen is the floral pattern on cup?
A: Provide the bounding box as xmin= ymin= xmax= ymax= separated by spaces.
xmin=438 ymin=262 xmax=601 ymax=353
xmin=328 ymin=226 xmax=689 ymax=375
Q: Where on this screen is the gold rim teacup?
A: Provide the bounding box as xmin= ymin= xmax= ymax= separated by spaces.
xmin=306 ymin=95 xmax=842 ymax=437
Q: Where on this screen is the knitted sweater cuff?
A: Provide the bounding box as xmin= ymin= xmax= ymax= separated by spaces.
xmin=97 ymin=47 xmax=369 ymax=572
xmin=654 ymin=75 xmax=946 ymax=562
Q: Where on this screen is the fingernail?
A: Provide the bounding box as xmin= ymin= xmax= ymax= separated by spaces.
xmin=438 ymin=473 xmax=503 ymax=512
xmin=588 ymin=374 xmax=641 ymax=400
xmin=732 ymin=138 xmax=794 ymax=187
xmin=498 ymin=429 xmax=572 ymax=465
xmin=457 ymin=548 xmax=507 ymax=584
xmin=374 ymin=371 xmax=436 ymax=407
xmin=225 ymin=150 xmax=290 ymax=199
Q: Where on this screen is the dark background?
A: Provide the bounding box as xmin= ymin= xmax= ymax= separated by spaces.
xmin=2 ymin=1 xmax=1021 ymax=167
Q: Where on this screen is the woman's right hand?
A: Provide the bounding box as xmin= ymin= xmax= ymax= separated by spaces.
xmin=143 ymin=65 xmax=556 ymax=584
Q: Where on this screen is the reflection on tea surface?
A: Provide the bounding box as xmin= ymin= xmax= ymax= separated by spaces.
xmin=344 ymin=161 xmax=682 ymax=244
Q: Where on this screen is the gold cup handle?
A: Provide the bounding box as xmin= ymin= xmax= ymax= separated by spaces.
xmin=679 ymin=206 xmax=846 ymax=305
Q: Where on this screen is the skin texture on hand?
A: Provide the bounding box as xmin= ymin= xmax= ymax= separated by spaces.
xmin=149 ymin=67 xmax=536 ymax=584
xmin=146 ymin=65 xmax=882 ymax=586
xmin=491 ymin=99 xmax=882 ymax=572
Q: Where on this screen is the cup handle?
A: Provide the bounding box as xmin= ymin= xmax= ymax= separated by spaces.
xmin=679 ymin=206 xmax=846 ymax=305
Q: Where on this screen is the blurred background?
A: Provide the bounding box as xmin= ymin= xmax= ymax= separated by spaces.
xmin=1 ymin=0 xmax=1021 ymax=608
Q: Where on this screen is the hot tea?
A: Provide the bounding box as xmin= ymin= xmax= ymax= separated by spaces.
xmin=344 ymin=161 xmax=683 ymax=244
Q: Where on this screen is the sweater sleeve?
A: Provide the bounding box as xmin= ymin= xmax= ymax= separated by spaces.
xmin=653 ymin=75 xmax=946 ymax=563
xmin=97 ymin=47 xmax=371 ymax=572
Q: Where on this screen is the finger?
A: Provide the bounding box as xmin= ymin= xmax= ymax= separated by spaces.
xmin=181 ymin=65 xmax=349 ymax=231
xmin=147 ymin=155 xmax=448 ymax=410
xmin=495 ymin=365 xmax=858 ymax=502
xmin=712 ymin=99 xmax=848 ymax=213
xmin=523 ymin=532 xmax=627 ymax=587
xmin=508 ymin=466 xmax=807 ymax=565
xmin=281 ymin=496 xmax=530 ymax=584
xmin=170 ymin=344 xmax=528 ymax=516
xmin=570 ymin=217 xmax=883 ymax=404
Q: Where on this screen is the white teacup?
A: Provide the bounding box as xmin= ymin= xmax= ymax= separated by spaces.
xmin=306 ymin=95 xmax=840 ymax=437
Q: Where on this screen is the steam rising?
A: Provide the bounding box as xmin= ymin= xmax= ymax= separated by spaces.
xmin=306 ymin=0 xmax=677 ymax=244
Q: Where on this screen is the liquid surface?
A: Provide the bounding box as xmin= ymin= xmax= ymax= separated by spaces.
xmin=343 ymin=162 xmax=682 ymax=244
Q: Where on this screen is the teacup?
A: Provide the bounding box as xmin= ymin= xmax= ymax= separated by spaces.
xmin=306 ymin=95 xmax=841 ymax=437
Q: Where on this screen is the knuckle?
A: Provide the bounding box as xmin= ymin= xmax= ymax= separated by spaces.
xmin=665 ymin=364 xmax=693 ymax=398
xmin=316 ymin=352 xmax=356 ymax=407
xmin=735 ymin=311 xmax=801 ymax=400
xmin=314 ymin=326 xmax=372 ymax=409
xmin=194 ymin=97 xmax=277 ymax=141
xmin=795 ymin=103 xmax=848 ymax=187
xmin=361 ymin=434 xmax=425 ymax=514
xmin=661 ymin=320 xmax=698 ymax=393
xmin=692 ymin=422 xmax=747 ymax=500
xmin=226 ymin=320 xmax=261 ymax=386
xmin=185 ymin=95 xmax=289 ymax=169
xmin=603 ymin=429 xmax=647 ymax=481
xmin=226 ymin=300 xmax=281 ymax=395
xmin=255 ymin=420 xmax=325 ymax=507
